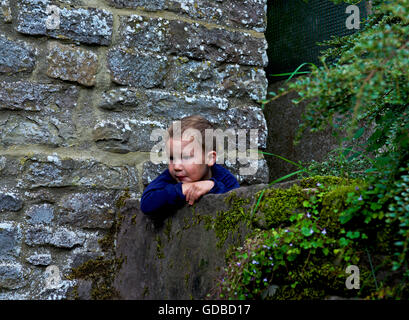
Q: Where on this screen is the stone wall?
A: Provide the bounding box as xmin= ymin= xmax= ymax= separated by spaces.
xmin=0 ymin=0 xmax=269 ymax=299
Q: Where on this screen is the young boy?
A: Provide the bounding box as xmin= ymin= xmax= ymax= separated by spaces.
xmin=140 ymin=115 xmax=240 ymax=216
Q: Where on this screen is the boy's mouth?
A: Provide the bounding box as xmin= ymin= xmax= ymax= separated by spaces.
xmin=176 ymin=175 xmax=187 ymax=181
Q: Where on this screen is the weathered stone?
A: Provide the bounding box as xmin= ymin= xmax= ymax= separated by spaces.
xmin=26 ymin=204 xmax=54 ymax=225
xmin=112 ymin=184 xmax=268 ymax=299
xmin=0 ymin=81 xmax=78 ymax=148
xmin=166 ymin=20 xmax=268 ymax=67
xmin=20 ymin=155 xmax=139 ymax=190
xmin=0 ymin=114 xmax=76 ymax=147
xmin=26 ymin=253 xmax=52 ymax=266
xmin=46 ymin=42 xmax=98 ymax=87
xmin=0 ymin=193 xmax=23 ymax=212
xmin=16 ymin=0 xmax=113 ymax=45
xmin=0 ymin=36 xmax=36 ymax=74
xmin=56 ymin=192 xmax=116 ymax=229
xmin=107 ymin=47 xmax=168 ymax=88
xmin=107 ymin=0 xmax=165 ymax=11
xmin=166 ymin=0 xmax=266 ymax=32
xmin=226 ymin=105 xmax=268 ymax=149
xmin=0 ymin=262 xmax=28 ymax=289
xmin=25 ymin=225 xmax=86 ymax=248
xmin=0 ymin=222 xmax=22 ymax=260
xmin=224 ymin=157 xmax=269 ymax=185
xmin=0 ymin=0 xmax=12 ymax=23
xmin=110 ymin=0 xmax=266 ymax=31
xmin=93 ymin=118 xmax=166 ymax=153
xmin=0 ymin=81 xmax=78 ymax=112
xmin=164 ymin=59 xmax=268 ymax=103
xmin=118 ymin=14 xmax=169 ymax=53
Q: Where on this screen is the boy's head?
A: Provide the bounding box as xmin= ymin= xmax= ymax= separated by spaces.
xmin=166 ymin=115 xmax=217 ymax=183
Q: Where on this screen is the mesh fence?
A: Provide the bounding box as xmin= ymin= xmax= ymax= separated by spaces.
xmin=266 ymin=0 xmax=368 ymax=82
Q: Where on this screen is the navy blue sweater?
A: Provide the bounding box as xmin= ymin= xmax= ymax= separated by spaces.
xmin=140 ymin=164 xmax=240 ymax=215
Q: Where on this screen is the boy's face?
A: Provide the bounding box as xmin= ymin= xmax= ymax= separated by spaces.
xmin=166 ymin=137 xmax=216 ymax=183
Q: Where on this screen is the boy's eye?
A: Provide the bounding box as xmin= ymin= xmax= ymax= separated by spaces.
xmin=169 ymin=156 xmax=173 ymax=161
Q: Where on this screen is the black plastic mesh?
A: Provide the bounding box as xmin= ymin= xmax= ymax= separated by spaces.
xmin=266 ymin=0 xmax=368 ymax=82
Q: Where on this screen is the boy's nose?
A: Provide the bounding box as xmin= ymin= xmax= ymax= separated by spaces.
xmin=173 ymin=161 xmax=183 ymax=171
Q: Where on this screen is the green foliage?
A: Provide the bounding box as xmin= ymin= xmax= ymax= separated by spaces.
xmin=262 ymin=0 xmax=409 ymax=280
xmin=212 ymin=177 xmax=409 ymax=299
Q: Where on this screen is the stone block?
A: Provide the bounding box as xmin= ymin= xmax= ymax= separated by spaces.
xmin=46 ymin=42 xmax=98 ymax=87
xmin=166 ymin=0 xmax=267 ymax=32
xmin=164 ymin=59 xmax=268 ymax=103
xmin=0 ymin=81 xmax=78 ymax=148
xmin=107 ymin=0 xmax=165 ymax=11
xmin=107 ymin=47 xmax=168 ymax=88
xmin=0 ymin=36 xmax=36 ymax=74
xmin=20 ymin=155 xmax=139 ymax=191
xmin=24 ymin=225 xmax=86 ymax=248
xmin=0 ymin=222 xmax=22 ymax=260
xmin=0 ymin=193 xmax=23 ymax=212
xmin=110 ymin=0 xmax=266 ymax=31
xmin=56 ymin=192 xmax=117 ymax=229
xmin=26 ymin=204 xmax=54 ymax=225
xmin=26 ymin=253 xmax=52 ymax=266
xmin=166 ymin=20 xmax=268 ymax=67
xmin=0 ymin=262 xmax=28 ymax=289
xmin=16 ymin=0 xmax=113 ymax=45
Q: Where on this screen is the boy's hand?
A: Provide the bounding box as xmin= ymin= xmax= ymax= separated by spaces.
xmin=182 ymin=180 xmax=215 ymax=205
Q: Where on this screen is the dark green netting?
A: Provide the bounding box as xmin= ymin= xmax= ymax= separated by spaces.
xmin=266 ymin=0 xmax=368 ymax=82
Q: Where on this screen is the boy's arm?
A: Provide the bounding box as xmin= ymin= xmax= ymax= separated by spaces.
xmin=140 ymin=171 xmax=186 ymax=215
xmin=208 ymin=165 xmax=240 ymax=194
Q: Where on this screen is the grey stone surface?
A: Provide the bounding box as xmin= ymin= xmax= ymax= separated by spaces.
xmin=110 ymin=0 xmax=266 ymax=31
xmin=26 ymin=253 xmax=52 ymax=266
xmin=112 ymin=184 xmax=268 ymax=299
xmin=0 ymin=36 xmax=36 ymax=74
xmin=166 ymin=0 xmax=267 ymax=32
xmin=0 ymin=262 xmax=28 ymax=289
xmin=107 ymin=0 xmax=165 ymax=11
xmin=0 ymin=222 xmax=22 ymax=260
xmin=0 ymin=193 xmax=23 ymax=212
xmin=16 ymin=0 xmax=113 ymax=45
xmin=0 ymin=81 xmax=78 ymax=112
xmin=26 ymin=204 xmax=54 ymax=225
xmin=166 ymin=20 xmax=268 ymax=67
xmin=107 ymin=47 xmax=169 ymax=88
xmin=164 ymin=59 xmax=268 ymax=103
xmin=117 ymin=15 xmax=267 ymax=66
xmin=118 ymin=14 xmax=169 ymax=53
xmin=20 ymin=155 xmax=139 ymax=190
xmin=0 ymin=81 xmax=78 ymax=148
xmin=46 ymin=42 xmax=98 ymax=87
xmin=24 ymin=225 xmax=86 ymax=248
xmin=56 ymin=192 xmax=117 ymax=229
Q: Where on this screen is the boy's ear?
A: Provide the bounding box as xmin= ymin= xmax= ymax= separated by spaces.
xmin=206 ymin=150 xmax=216 ymax=166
